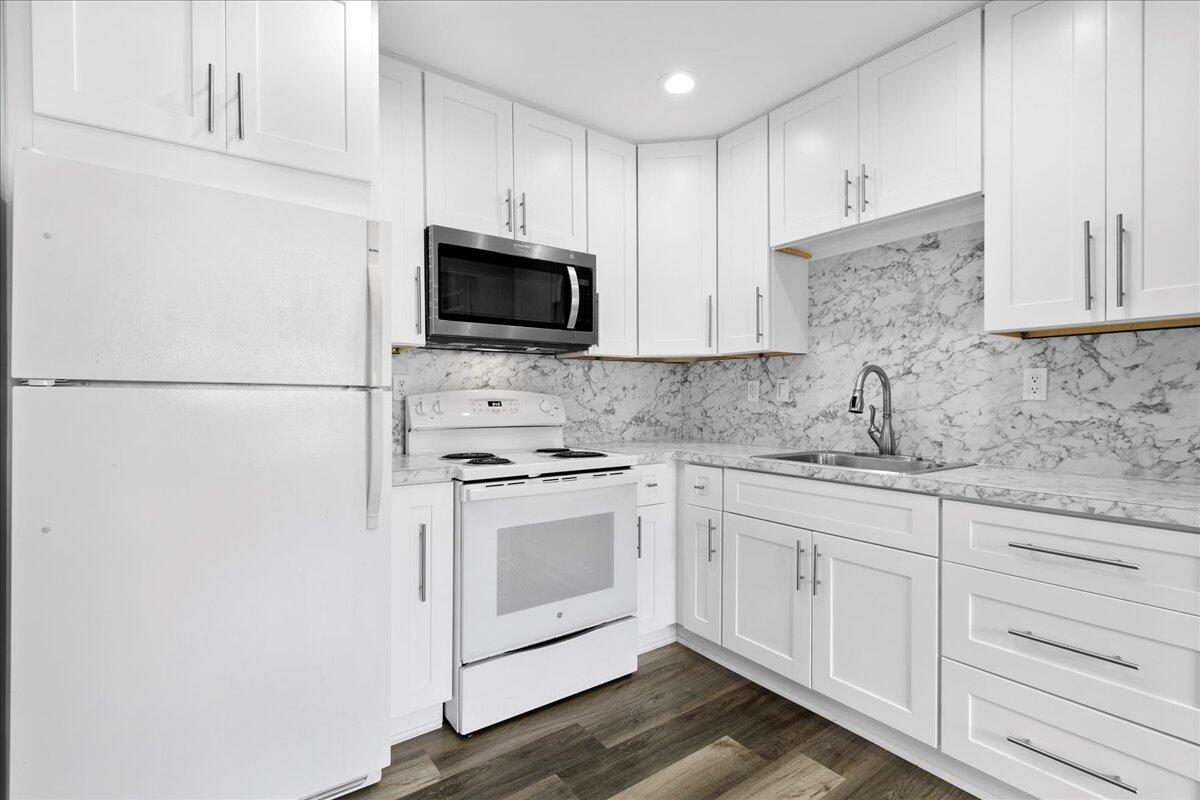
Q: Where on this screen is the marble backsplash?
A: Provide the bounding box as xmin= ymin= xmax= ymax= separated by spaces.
xmin=681 ymin=222 xmax=1200 ymax=480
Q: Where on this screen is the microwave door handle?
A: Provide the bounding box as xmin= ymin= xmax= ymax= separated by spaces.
xmin=566 ymin=265 xmax=580 ymax=330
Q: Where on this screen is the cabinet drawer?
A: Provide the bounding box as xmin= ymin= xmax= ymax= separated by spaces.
xmin=943 ymin=501 xmax=1200 ymax=615
xmin=724 ymin=469 xmax=939 ymax=555
xmin=635 ymin=463 xmax=671 ymax=506
xmin=943 ymin=563 xmax=1200 ymax=743
xmin=941 ymin=659 xmax=1200 ymax=800
xmin=681 ymin=464 xmax=722 ymax=510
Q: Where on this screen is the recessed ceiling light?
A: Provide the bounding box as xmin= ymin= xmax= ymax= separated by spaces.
xmin=662 ymin=72 xmax=696 ymax=95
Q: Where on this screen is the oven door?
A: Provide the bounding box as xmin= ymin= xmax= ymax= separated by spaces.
xmin=457 ymin=470 xmax=637 ymax=664
xmin=427 ymin=225 xmax=596 ymax=350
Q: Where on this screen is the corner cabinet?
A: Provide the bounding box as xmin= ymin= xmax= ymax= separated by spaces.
xmin=587 ymin=131 xmax=639 ymax=357
xmin=31 ymin=0 xmax=378 ymax=180
xmin=638 ymin=140 xmax=718 ymax=357
xmin=984 ymin=0 xmax=1200 ymax=335
xmin=390 ymin=482 xmax=453 ymax=739
xmin=424 ymin=74 xmax=587 ymax=250
xmin=718 ymin=117 xmax=808 ymax=356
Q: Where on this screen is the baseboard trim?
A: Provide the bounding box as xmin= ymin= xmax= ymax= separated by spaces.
xmin=389 ymin=704 xmax=444 ymax=745
xmin=637 ymin=624 xmax=679 ymax=653
xmin=674 ymin=629 xmax=1031 ymax=800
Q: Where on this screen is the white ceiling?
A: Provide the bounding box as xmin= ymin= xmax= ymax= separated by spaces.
xmin=379 ymin=1 xmax=979 ymax=142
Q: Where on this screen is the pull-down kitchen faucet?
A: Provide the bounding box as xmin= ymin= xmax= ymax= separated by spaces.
xmin=849 ymin=364 xmax=896 ymax=455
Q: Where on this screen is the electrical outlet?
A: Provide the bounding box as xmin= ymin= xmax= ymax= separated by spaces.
xmin=1022 ymin=368 xmax=1048 ymax=401
xmin=775 ymin=378 xmax=791 ymax=402
xmin=747 ymin=380 xmax=760 ymax=402
xmin=393 ymin=373 xmax=411 ymax=396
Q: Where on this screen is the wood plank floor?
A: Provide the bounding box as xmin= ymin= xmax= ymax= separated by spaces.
xmin=350 ymin=644 xmax=978 ymax=800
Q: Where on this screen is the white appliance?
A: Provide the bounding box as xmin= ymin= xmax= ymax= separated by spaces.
xmin=405 ymin=390 xmax=639 ymax=734
xmin=8 ymin=152 xmax=392 ymax=800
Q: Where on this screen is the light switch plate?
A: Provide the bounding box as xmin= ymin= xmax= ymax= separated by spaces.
xmin=747 ymin=380 xmax=760 ymax=402
xmin=775 ymin=379 xmax=791 ymax=402
xmin=1022 ymin=368 xmax=1047 ymax=401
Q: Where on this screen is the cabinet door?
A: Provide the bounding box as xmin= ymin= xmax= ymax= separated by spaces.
xmin=1107 ymin=0 xmax=1200 ymax=322
xmin=984 ymin=1 xmax=1107 ymax=332
xmin=636 ymin=503 xmax=676 ymax=638
xmin=638 ymin=140 xmax=718 ymax=357
xmin=424 ymin=73 xmax=514 ymax=237
xmin=721 ymin=514 xmax=812 ymax=686
xmin=858 ymin=8 xmax=982 ymax=222
xmin=31 ymin=0 xmax=226 ymax=150
xmin=718 ymin=116 xmax=770 ymax=355
xmin=225 ymin=0 xmax=375 ymax=180
xmin=812 ymin=533 xmax=938 ymax=746
xmin=513 ymin=105 xmax=587 ymax=250
xmin=768 ymin=72 xmax=859 ymax=245
xmin=390 ymin=482 xmax=453 ymax=726
xmin=380 ymin=58 xmax=426 ymax=347
xmin=587 ymin=131 xmax=639 ymax=357
xmin=678 ymin=504 xmax=721 ymax=644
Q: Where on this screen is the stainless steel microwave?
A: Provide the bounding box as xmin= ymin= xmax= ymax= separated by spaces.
xmin=424 ymin=226 xmax=597 ymax=353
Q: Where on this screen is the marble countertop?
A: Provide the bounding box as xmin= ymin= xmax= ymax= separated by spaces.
xmin=394 ymin=440 xmax=1200 ymax=530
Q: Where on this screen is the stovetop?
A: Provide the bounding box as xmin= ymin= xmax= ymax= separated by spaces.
xmin=438 ymin=448 xmax=637 ymax=481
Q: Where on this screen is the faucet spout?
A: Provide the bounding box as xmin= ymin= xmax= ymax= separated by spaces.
xmin=848 ymin=365 xmax=896 ymax=455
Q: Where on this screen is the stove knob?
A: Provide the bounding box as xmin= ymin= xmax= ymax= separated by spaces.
xmin=540 ymin=398 xmax=552 ymax=413
xmin=433 ymin=400 xmax=444 ymax=415
xmin=414 ymin=400 xmax=426 ymax=416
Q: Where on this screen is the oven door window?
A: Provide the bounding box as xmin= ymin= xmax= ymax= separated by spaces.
xmin=438 ymin=243 xmax=575 ymax=330
xmin=497 ymin=512 xmax=614 ymax=616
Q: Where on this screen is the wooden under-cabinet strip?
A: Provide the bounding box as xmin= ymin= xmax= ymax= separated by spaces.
xmin=995 ymin=316 xmax=1200 ymax=339
xmin=776 ymin=246 xmax=813 ymax=259
xmin=563 ymin=351 xmax=800 ymax=364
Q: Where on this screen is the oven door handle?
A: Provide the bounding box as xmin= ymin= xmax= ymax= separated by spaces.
xmin=566 ymin=265 xmax=581 ymax=330
xmin=461 ymin=471 xmax=637 ymax=502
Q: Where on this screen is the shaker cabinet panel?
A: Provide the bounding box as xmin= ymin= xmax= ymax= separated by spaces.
xmin=636 ymin=502 xmax=676 ymax=638
xmin=678 ymin=503 xmax=722 ymax=644
xmin=513 ymin=105 xmax=587 ymax=251
xmin=718 ymin=116 xmax=770 ymax=356
xmin=587 ymin=132 xmax=639 ymax=357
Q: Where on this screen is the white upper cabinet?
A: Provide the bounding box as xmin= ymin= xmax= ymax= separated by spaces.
xmin=984 ymin=0 xmax=1107 ymax=332
xmin=638 ymin=140 xmax=718 ymax=357
xmin=31 ymin=0 xmax=227 ymax=150
xmin=719 ymin=117 xmax=770 ymax=355
xmin=769 ymin=72 xmax=859 ymax=245
xmin=225 ymin=0 xmax=375 ymax=180
xmin=513 ymin=105 xmax=587 ymax=250
xmin=424 ymin=73 xmax=515 ymax=238
xmin=587 ymin=132 xmax=639 ymax=357
xmin=857 ymin=8 xmax=982 ymax=222
xmin=1106 ymin=0 xmax=1200 ymax=322
xmin=379 ymin=58 xmax=426 ymax=347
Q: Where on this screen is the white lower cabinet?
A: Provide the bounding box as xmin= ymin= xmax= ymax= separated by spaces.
xmin=942 ymin=658 xmax=1200 ymax=800
xmin=390 ymin=482 xmax=452 ymax=737
xmin=811 ymin=532 xmax=938 ymax=746
xmin=721 ymin=514 xmax=812 ymax=686
xmin=636 ymin=501 xmax=676 ymax=639
xmin=678 ymin=503 xmax=722 ymax=644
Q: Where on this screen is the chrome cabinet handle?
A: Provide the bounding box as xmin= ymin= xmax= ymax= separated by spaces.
xmin=1008 ymin=628 xmax=1139 ymax=670
xmin=519 ymin=191 xmax=527 ymax=234
xmin=417 ymin=522 xmax=427 ymax=602
xmin=414 ymin=267 xmax=423 ymax=334
xmin=206 ymin=62 xmax=214 ymax=133
xmin=1008 ymin=541 xmax=1140 ymax=570
xmin=811 ymin=542 xmax=820 ymax=596
xmin=1006 ymin=737 xmax=1136 ymax=794
xmin=795 ymin=544 xmax=805 ymax=590
xmin=755 ymin=286 xmax=763 ymax=342
xmin=1083 ymin=220 xmax=1093 ymax=310
xmin=859 ymin=164 xmax=868 ymax=212
xmin=505 ymin=189 xmax=513 ymax=232
xmin=843 ymin=169 xmax=852 ymax=218
xmin=236 ymin=72 xmax=244 ymax=140
xmin=644 ymin=481 xmax=659 ymax=489
xmin=693 ymin=481 xmax=705 ymax=492
xmin=706 ymin=519 xmax=716 ymax=562
xmin=706 ymin=295 xmax=714 ymax=349
xmin=566 ymin=266 xmax=580 ymax=330
xmin=1115 ymin=213 xmax=1125 ymax=308
xmin=636 ymin=515 xmax=643 ymax=558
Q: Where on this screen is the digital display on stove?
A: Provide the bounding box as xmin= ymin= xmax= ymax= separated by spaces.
xmin=487 ymin=400 xmax=502 ymax=407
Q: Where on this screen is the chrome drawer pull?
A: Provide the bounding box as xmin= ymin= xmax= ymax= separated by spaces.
xmin=636 ymin=515 xmax=643 ymax=559
xmin=1007 ymin=541 xmax=1140 ymax=570
xmin=1008 ymin=629 xmax=1139 ymax=670
xmin=1006 ymin=737 xmax=1137 ymax=794
xmin=795 ymin=544 xmax=805 ymax=590
xmin=706 ymin=519 xmax=716 ymax=562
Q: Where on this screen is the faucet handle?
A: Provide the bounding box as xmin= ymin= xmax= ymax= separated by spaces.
xmin=867 ymin=404 xmax=883 ymax=447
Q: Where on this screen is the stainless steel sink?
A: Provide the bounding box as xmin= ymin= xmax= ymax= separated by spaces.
xmin=753 ymin=450 xmax=973 ymax=475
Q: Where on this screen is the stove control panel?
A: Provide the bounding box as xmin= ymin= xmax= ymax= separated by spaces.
xmin=407 ymin=389 xmax=564 ymax=430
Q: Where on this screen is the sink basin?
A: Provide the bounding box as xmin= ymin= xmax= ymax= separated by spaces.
xmin=753 ymin=450 xmax=973 ymax=475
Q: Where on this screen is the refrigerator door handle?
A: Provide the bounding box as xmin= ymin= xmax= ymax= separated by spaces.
xmin=366 ymin=388 xmax=386 ymax=530
xmin=367 ymin=221 xmax=383 ymax=387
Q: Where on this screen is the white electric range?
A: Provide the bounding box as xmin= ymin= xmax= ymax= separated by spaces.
xmin=405 ymin=389 xmax=640 ymax=734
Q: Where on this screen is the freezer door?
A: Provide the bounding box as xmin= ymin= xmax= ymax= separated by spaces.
xmin=12 ymin=151 xmax=390 ymax=387
xmin=9 ymin=385 xmax=390 ymax=799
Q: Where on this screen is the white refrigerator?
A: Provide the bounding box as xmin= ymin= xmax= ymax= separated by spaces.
xmin=8 ymin=152 xmax=392 ymax=799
